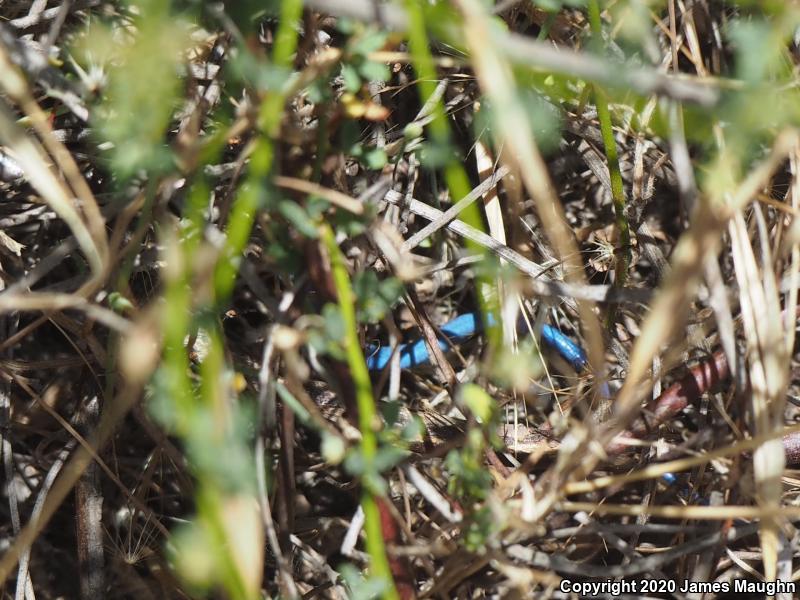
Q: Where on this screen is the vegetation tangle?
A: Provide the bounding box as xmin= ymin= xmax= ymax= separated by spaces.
xmin=2 ymin=0 xmax=800 ymax=598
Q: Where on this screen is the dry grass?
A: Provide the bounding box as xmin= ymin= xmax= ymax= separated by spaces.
xmin=1 ymin=1 xmax=800 ymax=599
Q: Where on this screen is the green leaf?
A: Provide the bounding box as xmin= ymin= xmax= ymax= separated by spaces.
xmin=321 ymin=432 xmax=346 ymax=465
xmin=444 ymin=439 xmax=493 ymax=500
xmin=322 ymin=303 xmax=346 ymax=342
xmin=476 ymin=90 xmax=562 ymax=155
xmin=464 ymin=506 xmax=499 ymax=553
xmin=278 ymin=199 xmax=319 ymax=238
xmin=362 ymin=470 xmax=388 ymax=496
xmin=307 ymin=303 xmax=348 ymax=361
xmin=489 ymin=340 xmax=543 ymax=391
xmin=459 ymin=383 xmax=495 ymax=424
xmin=403 ymin=122 xmax=424 ymax=140
xmin=107 ymin=291 xmax=134 ymax=313
xmin=401 ymin=416 xmax=425 ymax=443
xmin=338 ymin=563 xmax=391 ymax=600
xmin=353 ymin=271 xmax=403 ymax=323
xmin=357 ymin=59 xmax=390 ymax=83
xmin=728 ymin=20 xmax=782 ymax=84
xmin=332 ymin=210 xmax=368 ymax=237
xmin=364 ymin=147 xmax=388 ymax=170
xmin=146 ymin=370 xmax=178 ymax=429
xmin=76 ymin=5 xmax=191 ymax=178
xmin=306 ymin=77 xmax=331 ymax=103
xmin=341 ymin=63 xmax=362 ymax=93
xmin=351 ymin=30 xmax=389 ymax=56
xmin=380 ymin=400 xmax=402 ymax=427
xmin=336 ymin=17 xmax=357 ymax=35
xmin=374 ymin=445 xmax=409 ymax=471
xmin=306 ymin=195 xmax=331 ymax=218
xmin=184 ymin=407 xmax=257 ymax=494
xmin=266 ymin=239 xmax=302 ymax=272
xmin=228 ymin=53 xmax=291 ymax=91
xmin=344 ymin=448 xmax=366 ymax=476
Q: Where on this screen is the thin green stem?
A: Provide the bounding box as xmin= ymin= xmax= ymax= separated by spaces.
xmin=403 ymin=0 xmax=477 ymax=241
xmin=587 ymin=0 xmax=631 ymax=293
xmin=595 ymin=87 xmax=630 ymax=280
xmin=403 ymin=0 xmax=500 ymax=341
xmin=536 ymin=11 xmax=559 ymax=41
xmin=319 ymin=225 xmax=378 ymax=461
xmin=320 ymin=224 xmax=399 ymax=600
xmin=586 ymin=0 xmax=604 ymax=44
xmin=213 ymin=0 xmax=303 ymax=302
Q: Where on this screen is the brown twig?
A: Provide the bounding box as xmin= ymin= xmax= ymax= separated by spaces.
xmin=75 ymin=393 xmax=105 ymax=600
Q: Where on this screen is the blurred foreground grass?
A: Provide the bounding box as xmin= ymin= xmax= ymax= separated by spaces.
xmin=1 ymin=0 xmax=800 ymax=598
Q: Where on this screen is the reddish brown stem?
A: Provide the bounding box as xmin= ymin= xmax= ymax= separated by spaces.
xmin=605 ymin=349 xmax=800 ymax=464
xmin=377 ymin=496 xmax=417 ymax=600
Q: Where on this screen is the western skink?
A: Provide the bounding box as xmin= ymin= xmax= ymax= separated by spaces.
xmin=365 ymin=311 xmax=588 ymax=372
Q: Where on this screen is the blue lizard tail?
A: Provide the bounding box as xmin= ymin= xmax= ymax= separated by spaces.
xmin=365 ymin=311 xmax=588 ymax=372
